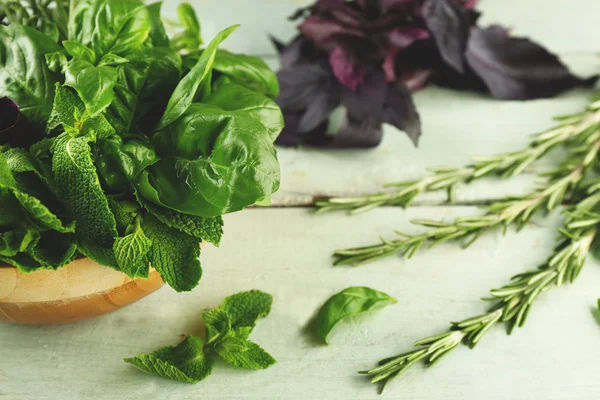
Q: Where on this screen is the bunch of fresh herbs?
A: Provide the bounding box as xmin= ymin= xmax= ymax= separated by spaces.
xmin=272 ymin=0 xmax=596 ymax=148
xmin=0 ymin=0 xmax=283 ymax=292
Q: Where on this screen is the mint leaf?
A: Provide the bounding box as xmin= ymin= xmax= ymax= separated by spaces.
xmin=108 ymin=198 xmax=140 ymax=235
xmin=113 ymin=224 xmax=152 ymax=278
xmin=0 ymin=253 xmax=43 ymax=273
xmin=221 ymin=290 xmax=273 ymax=330
xmin=0 ymin=230 xmax=39 ymax=257
xmin=142 ymin=214 xmax=201 ymax=292
xmin=46 ymin=84 xmax=115 ymax=137
xmin=125 ymin=335 xmax=213 ymax=384
xmin=215 ymin=336 xmax=276 ymax=370
xmin=51 ymin=133 xmax=118 ymax=267
xmin=29 ymin=230 xmax=77 ymax=268
xmin=1 ymin=149 xmax=75 ymax=233
xmin=203 ymin=308 xmax=231 ymax=346
xmin=141 ymin=199 xmax=223 ymax=246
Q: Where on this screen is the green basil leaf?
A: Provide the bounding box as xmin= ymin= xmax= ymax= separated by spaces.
xmin=156 ymin=25 xmax=238 ymax=129
xmin=64 ymin=59 xmax=118 ymax=116
xmin=104 ymin=58 xmax=150 ymax=133
xmin=177 ymin=3 xmax=201 ymax=38
xmin=125 ymin=335 xmax=213 ymax=384
xmin=146 ymin=103 xmax=280 ymax=217
xmin=62 ymin=40 xmax=96 ymax=63
xmin=0 ymin=24 xmax=61 ymax=127
xmin=95 ymin=136 xmax=159 ymax=189
xmin=45 ymin=51 xmax=69 ymax=74
xmin=213 ymin=50 xmax=280 ymax=99
xmin=70 ymin=0 xmax=151 ymax=57
xmin=220 ymin=290 xmax=273 ymax=331
xmin=206 ymin=81 xmax=283 ymax=142
xmin=316 ymin=287 xmax=397 ymax=344
xmin=215 ymin=337 xmax=276 ymax=370
xmin=142 ymin=214 xmax=201 ymax=292
xmin=146 ymin=2 xmax=170 ymax=47
xmin=97 ymin=53 xmax=130 ymax=67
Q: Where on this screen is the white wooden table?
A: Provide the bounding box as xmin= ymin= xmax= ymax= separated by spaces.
xmin=2 ymin=1 xmax=600 ymax=399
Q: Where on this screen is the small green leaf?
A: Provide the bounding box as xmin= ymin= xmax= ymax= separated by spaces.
xmin=156 ymin=24 xmax=238 ymax=129
xmin=140 ymin=198 xmax=223 ymax=246
xmin=113 ymin=224 xmax=152 ymax=278
xmin=45 ymin=51 xmax=69 ymax=73
xmin=215 ymin=336 xmax=276 ymax=370
xmin=316 ymin=287 xmax=397 ymax=344
xmin=97 ymin=53 xmax=130 ymax=67
xmin=177 ymin=3 xmax=201 ymax=37
xmin=203 ymin=308 xmax=232 ymax=346
xmin=125 ymin=335 xmax=213 ymax=384
xmin=64 ymin=59 xmax=118 ymax=116
xmin=62 ymin=41 xmax=96 ymax=63
xmin=142 ymin=214 xmax=202 ymax=292
xmin=220 ymin=290 xmax=273 ymax=331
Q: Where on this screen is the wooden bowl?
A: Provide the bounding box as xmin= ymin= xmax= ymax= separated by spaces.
xmin=0 ymin=258 xmax=165 ymax=325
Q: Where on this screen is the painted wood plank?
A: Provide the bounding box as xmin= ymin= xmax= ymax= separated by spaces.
xmin=162 ymin=0 xmax=600 ymax=55
xmin=2 ymin=208 xmax=600 ymax=399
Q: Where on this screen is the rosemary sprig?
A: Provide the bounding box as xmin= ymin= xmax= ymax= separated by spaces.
xmin=333 ymin=129 xmax=600 ymax=266
xmin=363 ymin=197 xmax=600 ymax=393
xmin=316 ymin=99 xmax=600 ymax=215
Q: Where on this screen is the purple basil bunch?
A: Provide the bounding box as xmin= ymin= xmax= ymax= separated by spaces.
xmin=273 ymin=0 xmax=596 ymax=148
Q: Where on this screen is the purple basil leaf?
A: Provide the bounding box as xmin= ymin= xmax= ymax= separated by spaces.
xmin=308 ymin=116 xmax=385 ymax=148
xmin=342 ymin=70 xmax=388 ymax=124
xmin=466 ymin=26 xmax=598 ymax=100
xmin=422 ymin=0 xmax=470 ymax=73
xmin=329 ymin=47 xmax=367 ymax=90
xmin=277 ymin=111 xmax=328 ymax=146
xmin=0 ymin=97 xmax=40 ymax=148
xmin=0 ymin=97 xmax=20 ymax=134
xmin=276 ymin=62 xmax=342 ymax=132
xmin=384 ymin=27 xmax=430 ymax=81
xmin=383 ymin=82 xmax=421 ymax=146
xmin=299 ymin=16 xmax=365 ymax=48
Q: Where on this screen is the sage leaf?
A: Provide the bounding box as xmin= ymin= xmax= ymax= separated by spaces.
xmin=317 ymin=286 xmax=397 ymax=344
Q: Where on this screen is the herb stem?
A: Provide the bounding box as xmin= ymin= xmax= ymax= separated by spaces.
xmin=365 ymin=204 xmax=600 ymax=392
xmin=333 ymin=134 xmax=600 ymax=266
xmin=316 ymin=104 xmax=600 ymax=215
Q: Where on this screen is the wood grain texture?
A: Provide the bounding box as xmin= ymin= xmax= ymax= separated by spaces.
xmin=2 ymin=208 xmax=600 ymax=399
xmin=0 ymin=259 xmax=164 ymax=325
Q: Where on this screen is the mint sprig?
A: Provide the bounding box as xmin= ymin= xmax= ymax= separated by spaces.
xmin=125 ymin=290 xmax=276 ymax=383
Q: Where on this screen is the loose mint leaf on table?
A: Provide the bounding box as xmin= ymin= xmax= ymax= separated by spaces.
xmin=142 ymin=214 xmax=201 ymax=292
xmin=203 ymin=308 xmax=232 ymax=346
xmin=215 ymin=336 xmax=276 ymax=370
xmin=125 ymin=335 xmax=213 ymax=384
xmin=51 ymin=133 xmax=119 ymax=268
xmin=220 ymin=290 xmax=273 ymax=330
xmin=126 ymin=290 xmax=276 ymax=383
xmin=141 ymin=199 xmax=224 ymax=246
xmin=317 ymin=287 xmax=397 ymax=344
